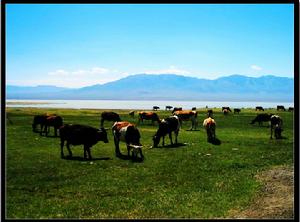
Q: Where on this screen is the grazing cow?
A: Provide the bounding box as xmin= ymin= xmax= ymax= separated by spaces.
xmin=288 ymin=107 xmax=294 ymax=112
xmin=277 ymin=105 xmax=286 ymax=111
xmin=138 ymin=111 xmax=160 ymax=125
xmin=165 ymin=106 xmax=173 ymax=111
xmin=100 ymin=111 xmax=121 ymax=128
xmin=173 ymin=110 xmax=198 ymax=130
xmin=207 ymin=109 xmax=213 ymax=117
xmin=255 ymin=106 xmax=264 ymax=111
xmin=112 ymin=121 xmax=143 ymax=160
xmin=172 ymin=107 xmax=182 ymax=113
xmin=270 ymin=115 xmax=283 ymax=139
xmin=203 ymin=117 xmax=216 ymax=142
xmin=222 ymin=107 xmax=232 ymax=112
xmin=153 ymin=106 xmax=160 ymax=111
xmin=192 ymin=107 xmax=197 ymax=111
xmin=234 ymin=108 xmax=241 ymax=114
xmin=153 ymin=115 xmax=180 ymax=148
xmin=129 ymin=111 xmax=135 ymax=117
xmin=223 ymin=108 xmax=229 ymax=115
xmin=42 ymin=115 xmax=64 ymax=137
xmin=59 ymin=124 xmax=108 ymax=159
xmin=251 ymin=113 xmax=272 ymax=126
xmin=32 ymin=114 xmax=49 ymax=133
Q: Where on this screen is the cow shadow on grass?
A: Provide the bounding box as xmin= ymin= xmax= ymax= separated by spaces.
xmin=62 ymin=156 xmax=112 ymax=161
xmin=116 ymin=153 xmax=144 ymax=163
xmin=152 ymin=142 xmax=187 ymax=149
xmin=185 ymin=129 xmax=200 ymax=131
xmin=208 ymin=138 xmax=221 ymax=145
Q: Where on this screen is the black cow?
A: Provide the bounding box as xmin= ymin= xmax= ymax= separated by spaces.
xmin=100 ymin=111 xmax=121 ymax=128
xmin=277 ymin=105 xmax=286 ymax=111
xmin=255 ymin=106 xmax=264 ymax=111
xmin=59 ymin=124 xmax=108 ymax=159
xmin=165 ymin=106 xmax=173 ymax=111
xmin=32 ymin=114 xmax=48 ymax=133
xmin=207 ymin=109 xmax=213 ymax=117
xmin=153 ymin=106 xmax=160 ymax=111
xmin=251 ymin=113 xmax=272 ymax=126
xmin=222 ymin=107 xmax=232 ymax=112
xmin=288 ymin=107 xmax=294 ymax=112
xmin=270 ymin=115 xmax=283 ymax=139
xmin=234 ymin=108 xmax=241 ymax=114
xmin=112 ymin=121 xmax=143 ymax=161
xmin=172 ymin=107 xmax=182 ymax=113
xmin=192 ymin=107 xmax=197 ymax=111
xmin=152 ymin=116 xmax=180 ymax=148
xmin=129 ymin=111 xmax=135 ymax=117
xmin=42 ymin=115 xmax=63 ymax=137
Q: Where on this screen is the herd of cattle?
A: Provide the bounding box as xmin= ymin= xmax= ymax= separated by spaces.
xmin=31 ymin=105 xmax=292 ymax=161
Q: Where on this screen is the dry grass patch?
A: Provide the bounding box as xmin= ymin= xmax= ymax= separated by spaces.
xmin=228 ymin=165 xmax=294 ymax=219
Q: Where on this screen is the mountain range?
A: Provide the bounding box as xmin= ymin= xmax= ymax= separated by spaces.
xmin=6 ymin=74 xmax=294 ymax=102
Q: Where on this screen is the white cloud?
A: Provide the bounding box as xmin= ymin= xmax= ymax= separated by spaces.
xmin=143 ymin=66 xmax=191 ymax=75
xmin=250 ymin=65 xmax=262 ymax=71
xmin=48 ymin=69 xmax=69 ymax=76
xmin=44 ymin=66 xmax=129 ymax=88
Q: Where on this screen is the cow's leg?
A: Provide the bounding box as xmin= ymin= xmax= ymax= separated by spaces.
xmin=66 ymin=142 xmax=72 ymax=157
xmin=139 ymin=148 xmax=144 ymax=160
xmin=86 ymin=146 xmax=92 ymax=160
xmin=175 ymin=130 xmax=178 ymax=144
xmin=270 ymin=125 xmax=273 ymax=139
xmin=169 ymin=133 xmax=173 ymax=145
xmin=40 ymin=124 xmax=44 ymax=135
xmin=113 ymin=135 xmax=121 ymax=156
xmin=60 ymin=139 xmax=65 ymax=158
xmin=127 ymin=145 xmax=131 ymax=157
xmin=100 ymin=118 xmax=104 ymax=128
xmin=162 ymin=136 xmax=165 ymax=147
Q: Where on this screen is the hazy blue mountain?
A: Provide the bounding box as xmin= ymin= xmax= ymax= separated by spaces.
xmin=6 ymin=74 xmax=294 ymax=102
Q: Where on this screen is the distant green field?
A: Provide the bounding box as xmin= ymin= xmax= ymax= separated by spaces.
xmin=5 ymin=107 xmax=294 ymax=219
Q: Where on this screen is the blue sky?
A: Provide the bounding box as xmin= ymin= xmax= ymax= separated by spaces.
xmin=6 ymin=4 xmax=294 ymax=88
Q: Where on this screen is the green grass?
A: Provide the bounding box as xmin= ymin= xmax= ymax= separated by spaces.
xmin=5 ymin=107 xmax=294 ymax=219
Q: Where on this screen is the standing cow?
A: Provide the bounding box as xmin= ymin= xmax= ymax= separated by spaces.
xmin=203 ymin=117 xmax=216 ymax=143
xmin=32 ymin=114 xmax=49 ymax=133
xmin=42 ymin=115 xmax=63 ymax=137
xmin=173 ymin=110 xmax=198 ymax=130
xmin=100 ymin=111 xmax=121 ymax=128
xmin=59 ymin=124 xmax=108 ymax=159
xmin=112 ymin=121 xmax=144 ymax=161
xmin=138 ymin=111 xmax=160 ymax=125
xmin=250 ymin=113 xmax=272 ymax=126
xmin=270 ymin=115 xmax=283 ymax=139
xmin=152 ymin=115 xmax=180 ymax=148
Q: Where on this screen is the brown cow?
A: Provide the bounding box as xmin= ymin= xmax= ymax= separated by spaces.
xmin=173 ymin=110 xmax=198 ymax=130
xmin=138 ymin=111 xmax=160 ymax=125
xmin=42 ymin=115 xmax=63 ymax=137
xmin=203 ymin=117 xmax=216 ymax=143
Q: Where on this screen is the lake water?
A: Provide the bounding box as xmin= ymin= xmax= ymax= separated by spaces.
xmin=6 ymin=99 xmax=294 ymax=110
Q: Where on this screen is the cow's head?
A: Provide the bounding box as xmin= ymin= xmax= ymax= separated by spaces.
xmin=152 ymin=134 xmax=160 ymax=148
xmin=98 ymin=127 xmax=109 ymax=143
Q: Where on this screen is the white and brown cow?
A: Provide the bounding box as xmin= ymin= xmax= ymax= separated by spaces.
xmin=203 ymin=117 xmax=216 ymax=142
xmin=173 ymin=110 xmax=198 ymax=130
xmin=112 ymin=121 xmax=144 ymax=160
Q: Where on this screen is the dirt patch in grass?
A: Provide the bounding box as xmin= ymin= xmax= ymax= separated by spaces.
xmin=228 ymin=165 xmax=294 ymax=219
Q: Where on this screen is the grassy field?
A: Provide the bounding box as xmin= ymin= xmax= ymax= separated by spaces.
xmin=5 ymin=107 xmax=294 ymax=219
